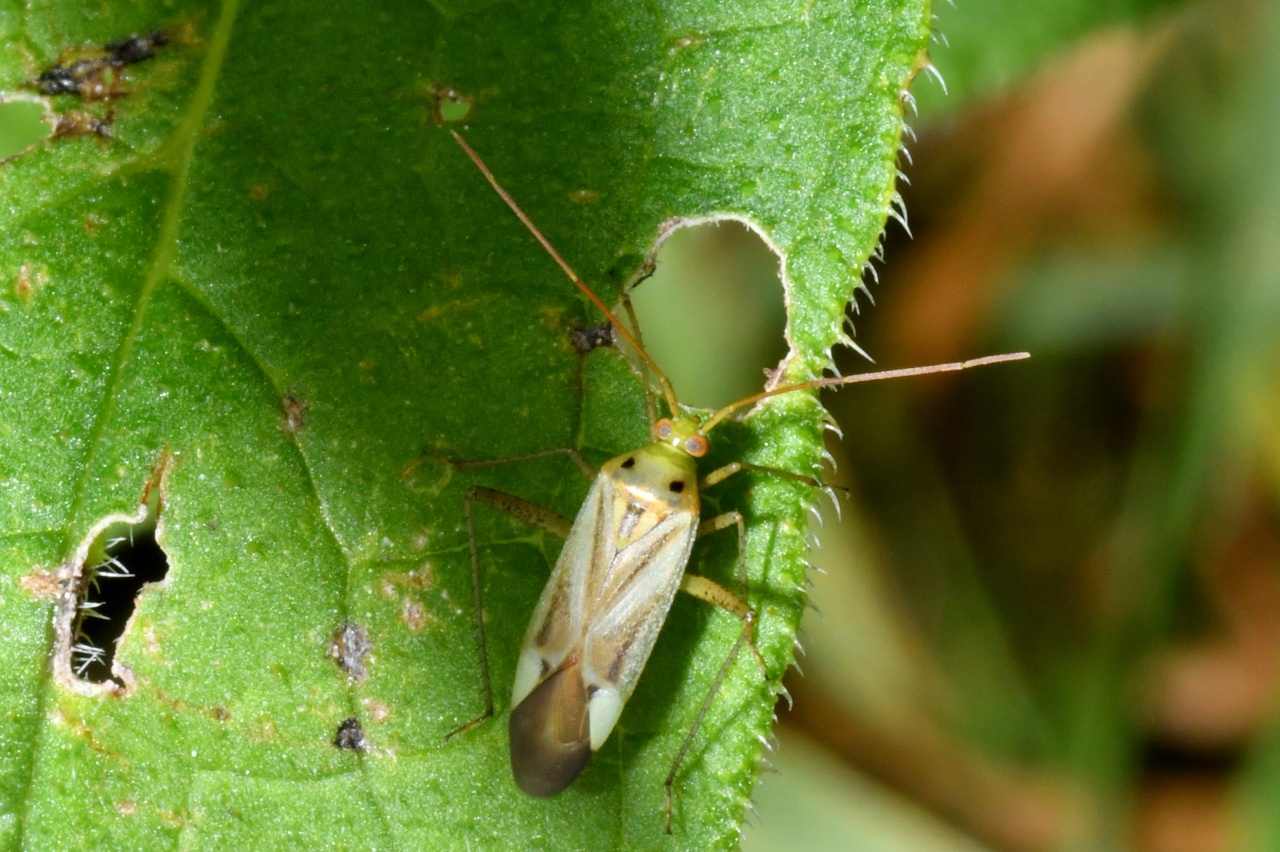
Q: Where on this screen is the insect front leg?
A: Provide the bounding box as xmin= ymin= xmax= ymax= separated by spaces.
xmin=663 ymin=571 xmax=769 ymax=834
xmin=445 ymin=487 xmax=573 ymax=741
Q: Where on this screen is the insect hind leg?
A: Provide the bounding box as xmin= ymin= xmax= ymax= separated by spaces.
xmin=664 ymin=574 xmax=768 ymax=834
xmin=445 ymin=487 xmax=573 ymax=742
xmin=451 ymin=446 xmax=595 ymax=481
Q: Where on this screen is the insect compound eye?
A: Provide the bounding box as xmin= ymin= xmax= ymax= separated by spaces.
xmin=620 ymin=457 xmax=636 ymax=469
xmin=684 ymin=435 xmax=709 ymax=457
xmin=668 ymin=480 xmax=685 ymax=494
xmin=655 ymin=419 xmax=674 ymax=439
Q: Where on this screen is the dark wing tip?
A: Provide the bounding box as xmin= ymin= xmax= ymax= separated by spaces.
xmin=509 ymin=664 xmax=593 ymax=797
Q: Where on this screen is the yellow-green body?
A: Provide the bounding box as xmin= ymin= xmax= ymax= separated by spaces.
xmin=508 ymin=427 xmax=703 ymax=796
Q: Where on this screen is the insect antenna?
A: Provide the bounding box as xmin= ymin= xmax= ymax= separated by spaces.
xmin=618 ymin=288 xmax=660 ymax=429
xmin=698 ymin=351 xmax=1032 ymax=434
xmin=450 ymin=131 xmax=681 ymax=416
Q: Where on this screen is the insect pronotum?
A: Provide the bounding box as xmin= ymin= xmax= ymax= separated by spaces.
xmin=445 ymin=130 xmax=1029 ymax=831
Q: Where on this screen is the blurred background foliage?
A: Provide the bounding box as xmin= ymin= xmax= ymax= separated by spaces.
xmin=634 ymin=0 xmax=1280 ymax=849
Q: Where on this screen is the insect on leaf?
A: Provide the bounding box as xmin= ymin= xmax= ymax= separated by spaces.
xmin=0 ymin=0 xmax=931 ymax=847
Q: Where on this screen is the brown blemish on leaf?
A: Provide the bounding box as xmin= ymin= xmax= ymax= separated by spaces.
xmin=52 ymin=109 xmax=113 ymax=140
xmin=282 ymin=392 xmax=307 ymax=433
xmin=51 ymin=706 xmax=122 ymax=759
xmin=362 ymin=698 xmax=391 ymax=723
xmin=15 ymin=265 xmax=34 ymax=302
xmin=84 ymin=213 xmax=104 ymax=235
xmin=258 ymin=717 xmax=280 ymax=740
xmin=409 ymin=564 xmax=434 ymax=590
xmin=400 ymin=598 xmax=433 ymax=633
xmin=116 ymin=801 xmax=137 ymax=816
xmin=249 ymin=183 xmax=270 ymax=201
xmin=327 ymin=622 xmax=373 ymax=682
xmin=19 ymin=568 xmax=62 ymax=598
xmin=667 ymin=34 xmax=705 ymax=55
xmin=378 ymin=565 xmax=442 ymax=635
xmin=569 ymin=189 xmax=600 ymax=204
xmin=380 ymin=564 xmax=435 ymax=593
xmin=145 ymin=683 xmax=236 ymax=726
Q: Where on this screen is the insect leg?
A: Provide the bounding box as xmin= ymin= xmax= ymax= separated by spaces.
xmin=699 ymin=460 xmax=832 ymax=491
xmin=467 ymin=487 xmax=573 ymax=539
xmin=696 ymin=511 xmax=748 ymax=596
xmin=679 ymin=573 xmax=767 ymax=675
xmin=453 ymin=447 xmax=595 ymax=482
xmin=445 ymin=487 xmax=572 ymax=741
xmin=663 ymin=573 xmax=768 ymax=834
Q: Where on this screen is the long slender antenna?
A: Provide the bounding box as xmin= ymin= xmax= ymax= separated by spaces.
xmin=451 ymin=131 xmax=681 ymax=415
xmin=699 ymin=352 xmax=1031 ymax=434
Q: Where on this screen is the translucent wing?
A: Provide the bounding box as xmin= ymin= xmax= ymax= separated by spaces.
xmin=509 ymin=445 xmax=699 ymax=796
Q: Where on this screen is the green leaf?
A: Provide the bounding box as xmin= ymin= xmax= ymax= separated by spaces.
xmin=0 ymin=1 xmax=927 ymax=847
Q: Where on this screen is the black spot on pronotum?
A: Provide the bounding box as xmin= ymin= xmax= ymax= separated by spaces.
xmin=570 ymin=322 xmax=615 ymax=354
xmin=327 ymin=622 xmax=373 ymax=682
xmin=334 ymin=717 xmax=369 ymax=751
xmin=621 ymin=457 xmax=636 ymax=469
xmin=73 ymin=499 xmax=169 ymax=685
xmin=669 ymin=480 xmax=685 ymax=493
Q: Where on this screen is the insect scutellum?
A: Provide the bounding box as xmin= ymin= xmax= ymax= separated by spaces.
xmin=445 ymin=130 xmax=1030 ymax=832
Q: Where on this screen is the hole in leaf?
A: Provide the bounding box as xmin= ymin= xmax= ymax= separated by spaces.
xmin=428 ymin=83 xmax=473 ymax=124
xmin=0 ymin=96 xmax=55 ymax=160
xmin=73 ymin=492 xmax=169 ymax=685
xmin=630 ymin=220 xmax=788 ymax=409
